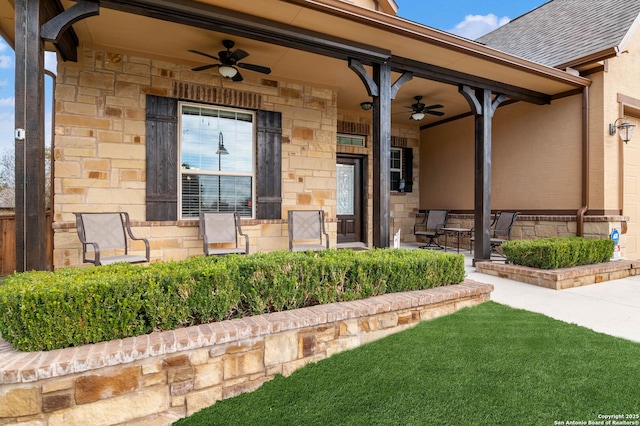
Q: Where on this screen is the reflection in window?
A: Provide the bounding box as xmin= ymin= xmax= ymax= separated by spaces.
xmin=179 ymin=103 xmax=254 ymax=218
xmin=390 ymin=148 xmax=402 ymax=192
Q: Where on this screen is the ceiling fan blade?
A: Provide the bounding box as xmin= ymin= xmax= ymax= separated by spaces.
xmin=426 ymin=110 xmax=445 ymax=116
xmin=232 ymin=71 xmax=244 ymax=82
xmin=188 ymin=49 xmax=219 ymax=61
xmin=230 ymin=49 xmax=250 ymax=62
xmin=191 ymin=64 xmax=219 ymax=72
xmin=237 ymin=63 xmax=272 ymax=74
xmin=425 ymin=104 xmax=444 ymax=110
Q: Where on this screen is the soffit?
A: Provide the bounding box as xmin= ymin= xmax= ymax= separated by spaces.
xmin=0 ymin=0 xmax=589 ymax=125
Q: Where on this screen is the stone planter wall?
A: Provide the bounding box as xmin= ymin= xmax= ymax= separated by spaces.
xmin=476 ymin=259 xmax=640 ymax=290
xmin=0 ymin=281 xmax=492 ymax=425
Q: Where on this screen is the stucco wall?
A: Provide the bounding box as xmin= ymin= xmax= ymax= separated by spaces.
xmin=605 ymin=28 xmax=640 ymax=259
xmin=419 ymin=94 xmax=583 ymax=211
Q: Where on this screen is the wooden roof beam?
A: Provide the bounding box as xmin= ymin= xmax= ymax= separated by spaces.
xmin=79 ymin=0 xmax=391 ymax=63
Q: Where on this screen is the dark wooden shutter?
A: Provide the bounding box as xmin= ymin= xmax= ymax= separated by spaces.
xmin=146 ymin=95 xmax=178 ymax=221
xmin=256 ymin=110 xmax=282 ymax=219
xmin=403 ymin=148 xmax=413 ymax=193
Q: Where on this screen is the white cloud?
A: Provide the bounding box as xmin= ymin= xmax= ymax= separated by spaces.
xmin=0 ymin=111 xmax=15 ymax=153
xmin=449 ymin=14 xmax=510 ymax=39
xmin=0 ymin=40 xmax=11 ymax=69
xmin=45 ymin=51 xmax=58 ymax=75
xmin=0 ymin=54 xmax=12 ymax=69
xmin=0 ymin=96 xmax=13 ymax=107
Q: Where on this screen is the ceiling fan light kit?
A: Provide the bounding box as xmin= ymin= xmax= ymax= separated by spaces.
xmin=189 ymin=39 xmax=271 ymax=82
xmin=406 ymin=95 xmax=444 ymax=121
xmin=218 ymin=65 xmax=238 ymax=78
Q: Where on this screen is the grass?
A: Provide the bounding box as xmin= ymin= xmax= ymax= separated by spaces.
xmin=175 ymin=302 xmax=640 ymax=425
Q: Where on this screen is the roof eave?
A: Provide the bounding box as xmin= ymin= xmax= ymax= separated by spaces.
xmin=556 ymin=48 xmax=619 ymax=70
xmin=283 ymin=0 xmax=590 ymax=89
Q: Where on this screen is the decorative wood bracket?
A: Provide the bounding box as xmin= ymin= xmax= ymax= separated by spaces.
xmin=390 ymin=71 xmax=413 ymax=100
xmin=459 ymin=85 xmax=507 ymax=117
xmin=41 ymin=0 xmax=100 ymax=43
xmin=349 ymin=58 xmax=412 ymax=100
xmin=349 ymin=58 xmax=379 ymax=97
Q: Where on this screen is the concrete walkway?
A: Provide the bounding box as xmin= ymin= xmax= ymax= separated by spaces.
xmin=400 ymin=242 xmax=640 ymax=343
xmin=464 ymin=253 xmax=640 ymax=343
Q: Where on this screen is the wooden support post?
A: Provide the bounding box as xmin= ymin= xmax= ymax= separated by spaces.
xmin=349 ymin=59 xmax=411 ymax=248
xmin=459 ymin=85 xmax=506 ymax=264
xmin=15 ymin=0 xmax=48 ymax=271
xmin=372 ymin=63 xmax=392 ymax=247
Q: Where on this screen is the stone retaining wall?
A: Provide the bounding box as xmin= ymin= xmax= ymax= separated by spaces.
xmin=0 ymin=281 xmax=492 ymax=425
xmin=476 ymin=260 xmax=640 ymax=290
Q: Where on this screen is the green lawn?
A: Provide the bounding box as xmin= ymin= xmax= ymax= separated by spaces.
xmin=175 ymin=302 xmax=640 ymax=426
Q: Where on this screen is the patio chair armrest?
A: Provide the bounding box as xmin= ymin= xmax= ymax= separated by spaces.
xmin=234 ymin=213 xmax=250 ymax=254
xmin=84 ymin=241 xmax=101 ymax=265
xmin=120 ymin=212 xmax=150 ymax=261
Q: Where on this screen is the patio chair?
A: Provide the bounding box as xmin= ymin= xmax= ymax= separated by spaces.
xmin=471 ymin=211 xmax=520 ymax=255
xmin=199 ymin=212 xmax=249 ymax=256
xmin=288 ymin=210 xmax=329 ymax=251
xmin=413 ymin=209 xmax=449 ymax=249
xmin=74 ymin=212 xmax=150 ymax=266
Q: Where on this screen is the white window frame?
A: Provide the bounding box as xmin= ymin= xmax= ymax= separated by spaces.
xmin=390 ymin=147 xmax=402 ymax=192
xmin=178 ymin=101 xmax=256 ymax=219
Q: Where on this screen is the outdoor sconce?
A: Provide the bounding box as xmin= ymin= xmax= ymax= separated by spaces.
xmin=609 ymin=117 xmax=636 ymax=144
xmin=360 ymin=101 xmax=373 ymax=111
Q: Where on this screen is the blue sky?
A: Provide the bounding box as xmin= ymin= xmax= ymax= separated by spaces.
xmin=0 ymin=0 xmax=548 ymax=154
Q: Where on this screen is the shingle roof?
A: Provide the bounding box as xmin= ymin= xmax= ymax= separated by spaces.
xmin=477 ymin=0 xmax=640 ymax=68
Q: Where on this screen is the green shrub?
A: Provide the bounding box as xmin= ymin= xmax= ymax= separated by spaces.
xmin=0 ymin=249 xmax=464 ymax=351
xmin=501 ymin=237 xmax=615 ymax=269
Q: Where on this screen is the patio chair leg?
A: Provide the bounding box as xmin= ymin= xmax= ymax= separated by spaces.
xmin=419 ymin=237 xmax=444 ymax=250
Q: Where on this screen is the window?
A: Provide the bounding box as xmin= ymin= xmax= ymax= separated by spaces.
xmin=146 ymin=95 xmax=282 ymax=221
xmin=179 ymin=103 xmax=254 ymax=218
xmin=390 ymin=148 xmax=403 ymax=192
xmin=337 ymin=134 xmax=365 ymax=147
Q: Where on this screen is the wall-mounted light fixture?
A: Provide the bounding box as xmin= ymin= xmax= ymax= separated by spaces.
xmin=609 ymin=117 xmax=636 ymax=144
xmin=219 ymin=65 xmax=238 ymax=79
xmin=360 ymin=101 xmax=373 ymax=111
xmin=410 ymin=112 xmax=425 ymax=121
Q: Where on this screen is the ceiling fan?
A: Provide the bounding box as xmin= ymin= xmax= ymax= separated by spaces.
xmin=188 ymin=39 xmax=272 ymax=82
xmin=406 ymin=96 xmax=444 ymax=120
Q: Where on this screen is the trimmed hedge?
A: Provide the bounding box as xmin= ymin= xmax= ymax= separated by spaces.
xmin=501 ymin=237 xmax=615 ymax=269
xmin=0 ymin=248 xmax=464 ymax=352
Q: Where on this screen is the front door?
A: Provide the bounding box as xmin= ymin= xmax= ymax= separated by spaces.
xmin=336 ymin=155 xmax=366 ymax=244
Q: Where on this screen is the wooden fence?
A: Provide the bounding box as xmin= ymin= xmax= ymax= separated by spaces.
xmin=0 ymin=212 xmax=53 ymax=276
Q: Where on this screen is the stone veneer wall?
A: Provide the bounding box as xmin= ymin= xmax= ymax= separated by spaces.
xmin=0 ymin=282 xmax=492 ymax=425
xmin=52 ymin=47 xmax=423 ymax=269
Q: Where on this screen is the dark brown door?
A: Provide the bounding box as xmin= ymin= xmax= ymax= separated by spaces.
xmin=336 ymin=155 xmax=365 ymax=244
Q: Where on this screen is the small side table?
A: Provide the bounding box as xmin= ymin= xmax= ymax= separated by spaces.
xmin=441 ymin=227 xmax=472 ymax=253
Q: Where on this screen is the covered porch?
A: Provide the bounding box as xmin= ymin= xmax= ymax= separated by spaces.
xmin=3 ymin=0 xmax=590 ymax=271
